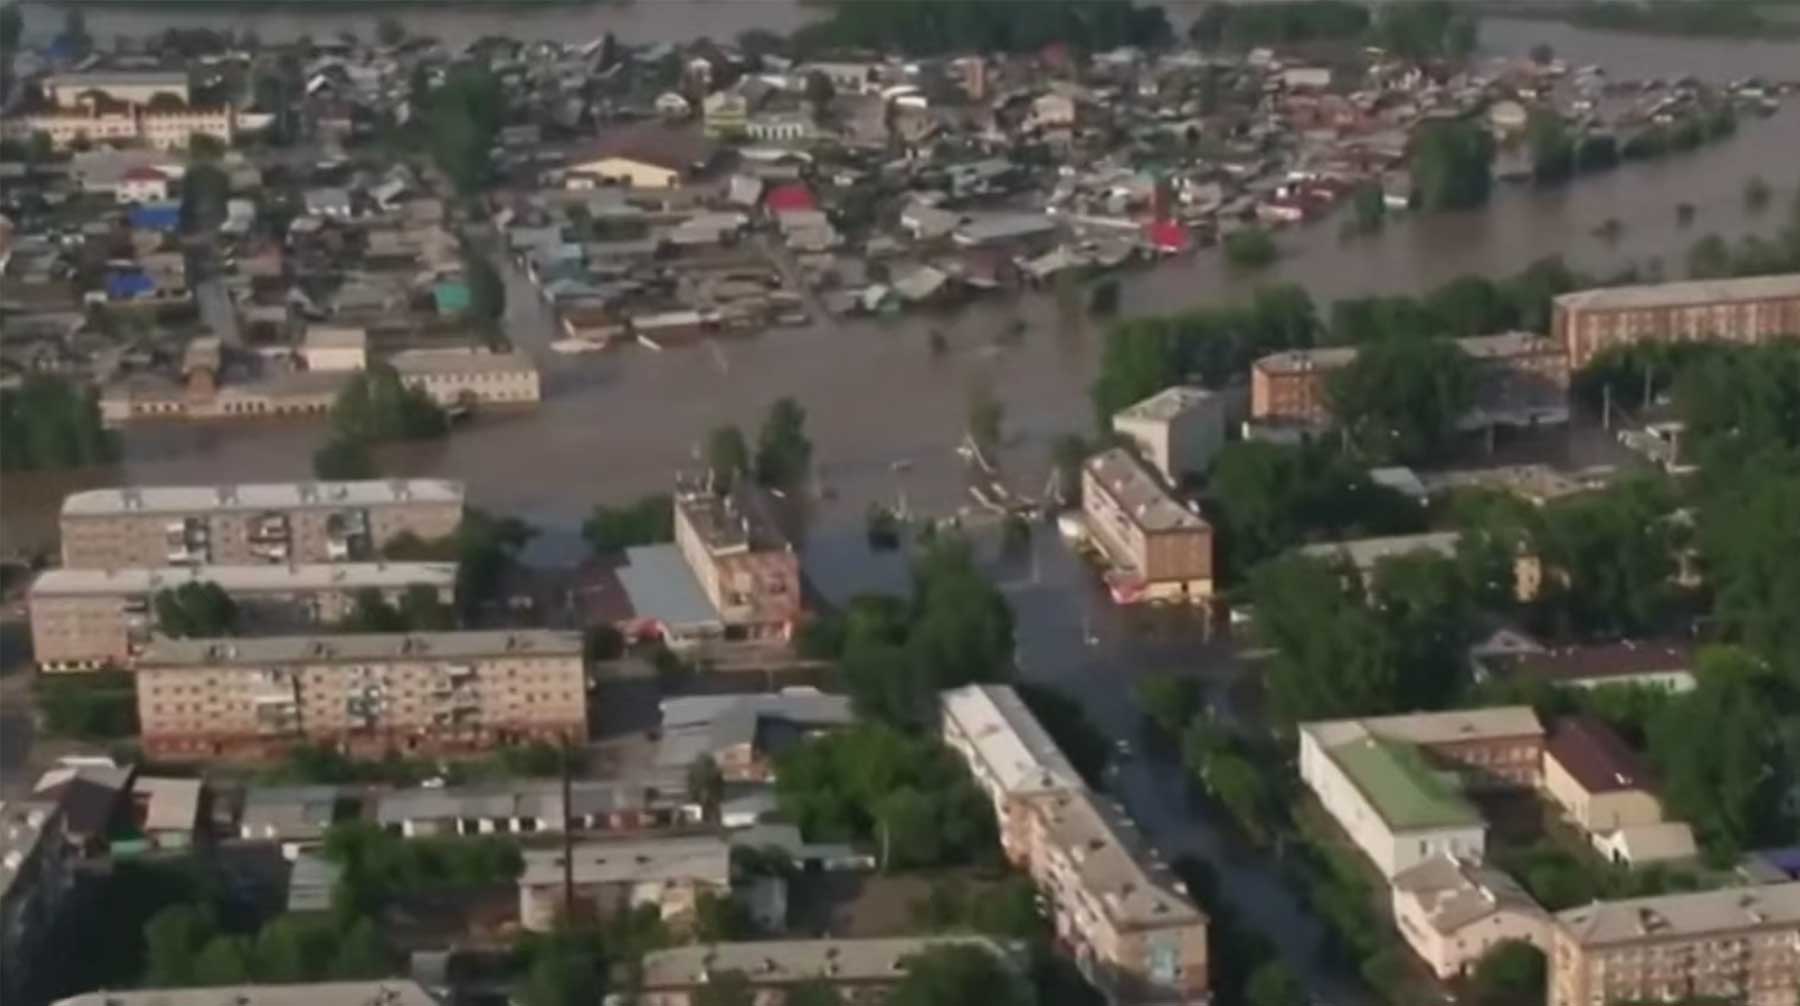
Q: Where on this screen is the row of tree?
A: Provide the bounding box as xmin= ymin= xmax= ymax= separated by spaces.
xmin=1188 ymin=1 xmax=1476 ymax=57
xmin=312 ymin=362 xmax=449 ymax=480
xmin=0 ymin=375 xmax=120 ymax=472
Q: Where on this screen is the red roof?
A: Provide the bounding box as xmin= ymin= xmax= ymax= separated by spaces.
xmin=121 ymin=166 xmax=168 ymax=182
xmin=764 ymin=182 xmax=817 ymax=214
xmin=1144 ymin=218 xmax=1191 ymax=253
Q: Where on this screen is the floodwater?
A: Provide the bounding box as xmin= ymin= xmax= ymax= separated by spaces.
xmin=5 ymin=10 xmax=1800 ymax=567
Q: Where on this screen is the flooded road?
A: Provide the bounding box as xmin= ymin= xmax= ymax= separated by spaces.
xmin=5 ymin=12 xmax=1799 ymax=563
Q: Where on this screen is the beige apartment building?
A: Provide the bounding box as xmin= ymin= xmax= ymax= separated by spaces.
xmin=28 ymin=562 xmax=457 ymax=670
xmin=1022 ymin=788 xmax=1210 ymax=1004
xmin=1110 ymin=386 xmax=1228 ymax=486
xmin=1550 ymin=882 xmax=1800 ymax=1006
xmin=1250 ymin=346 xmax=1358 ymax=428
xmin=59 ymin=480 xmax=465 ymax=569
xmin=134 ymin=630 xmax=587 ymax=760
xmin=390 ymin=350 xmax=542 ymax=408
xmin=638 ymin=937 xmax=1021 ymax=1006
xmin=672 ymin=484 xmax=802 ymax=639
xmin=1553 ymin=274 xmax=1800 ymax=370
xmin=940 ymin=684 xmax=1085 ymax=865
xmin=1080 ymin=448 xmax=1214 ymax=605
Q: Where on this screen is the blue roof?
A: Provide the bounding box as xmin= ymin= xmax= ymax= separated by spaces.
xmin=129 ymin=203 xmax=182 ymax=232
xmin=618 ymin=544 xmax=721 ymax=630
xmin=107 ymin=272 xmax=158 ymax=300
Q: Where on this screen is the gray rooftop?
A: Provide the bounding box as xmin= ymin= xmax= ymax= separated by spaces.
xmin=1035 ymin=789 xmax=1206 ymax=930
xmin=62 ymin=479 xmax=463 ymax=517
xmin=31 ymin=562 xmax=457 ymax=598
xmin=240 ymin=785 xmax=342 ymax=840
xmin=1302 ymin=706 xmax=1544 ymax=749
xmin=656 ymin=690 xmax=856 ymax=771
xmin=519 ymin=835 xmax=731 ymax=888
xmin=1113 ymin=385 xmax=1220 ymax=424
xmin=376 ymin=779 xmax=678 ymax=826
xmin=389 ymin=350 xmax=539 ymax=377
xmin=1554 ymin=273 xmax=1800 ymax=312
xmin=1392 ymin=854 xmax=1546 ymax=935
xmin=1253 ymin=346 xmax=1359 ymax=372
xmin=1297 ymin=530 xmax=1463 ymax=573
xmin=1555 ymin=881 xmax=1800 ymax=946
xmin=940 ymin=684 xmax=1084 ymax=797
xmin=617 ymin=544 xmax=722 ymax=630
xmin=641 ymin=936 xmax=1014 ymax=990
xmin=1453 ymin=331 xmax=1559 ymax=359
xmin=1084 ymin=448 xmax=1209 ymax=534
xmin=51 ymin=981 xmax=440 ymax=1006
xmin=139 ymin=630 xmax=582 ymax=669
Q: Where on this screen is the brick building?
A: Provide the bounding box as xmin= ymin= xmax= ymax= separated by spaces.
xmin=134 ymin=630 xmax=587 ymax=760
xmin=59 ymin=480 xmax=465 ymax=569
xmin=1553 ymin=274 xmax=1800 ymax=370
xmin=672 ymin=484 xmax=802 ymax=639
xmin=1080 ymin=448 xmax=1214 ymax=605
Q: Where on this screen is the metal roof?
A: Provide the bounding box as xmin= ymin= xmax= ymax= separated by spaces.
xmin=139 ymin=630 xmax=581 ymax=669
xmin=641 ymin=936 xmax=1015 ymax=990
xmin=617 ymin=544 xmax=722 ymax=629
xmin=62 ymin=479 xmax=463 ymax=517
xmin=31 ymin=562 xmax=457 ymax=598
xmin=1553 ymin=274 xmax=1800 ymax=312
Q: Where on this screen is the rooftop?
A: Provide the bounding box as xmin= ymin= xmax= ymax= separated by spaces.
xmin=640 ymin=936 xmax=1014 ymax=990
xmin=389 ymin=350 xmax=538 ymax=377
xmin=139 ymin=630 xmax=581 ymax=669
xmin=240 ymin=785 xmax=341 ymax=839
xmin=1480 ymin=639 xmax=1695 ymax=684
xmin=1304 ymin=706 xmax=1544 ymax=750
xmin=1547 ymin=717 xmax=1653 ymax=795
xmin=377 ymin=779 xmax=679 ymax=826
xmin=1453 ymin=331 xmax=1560 ymax=359
xmin=1113 ymin=385 xmax=1220 ymax=424
xmin=1253 ymin=346 xmax=1359 ymax=373
xmin=940 ymin=684 xmax=1084 ymax=797
xmin=1555 ymin=881 xmax=1800 ymax=946
xmin=674 ymin=485 xmax=792 ymax=555
xmin=656 ymin=690 xmax=855 ymax=771
xmin=617 ymin=544 xmax=723 ymax=630
xmin=1297 ymin=530 xmax=1463 ymax=573
xmin=50 ymin=981 xmax=440 ymax=1006
xmin=1392 ymin=854 xmax=1546 ymax=934
xmin=0 ymin=801 xmax=59 ymax=902
xmin=31 ymin=562 xmax=458 ymax=598
xmin=1034 ymin=789 xmax=1206 ymax=930
xmin=61 ymin=479 xmax=464 ymax=517
xmin=1084 ymin=448 xmax=1209 ymax=534
xmin=519 ymin=835 xmax=730 ymax=888
xmin=133 ymin=776 xmax=202 ymax=833
xmin=1554 ymin=274 xmax=1800 ymax=312
xmin=1328 ymin=736 xmax=1482 ymax=831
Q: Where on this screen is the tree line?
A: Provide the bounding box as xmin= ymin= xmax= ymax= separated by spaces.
xmin=0 ymin=375 xmax=120 ymax=473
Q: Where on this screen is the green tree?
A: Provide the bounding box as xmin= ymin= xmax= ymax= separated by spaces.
xmin=521 ymin=932 xmax=602 ymax=1006
xmin=253 ymin=914 xmax=338 ymax=981
xmin=1531 ymin=479 xmax=1679 ymax=639
xmin=1411 ymin=119 xmax=1494 ymax=211
xmin=705 ymin=425 xmax=751 ymax=492
xmin=1245 ymin=960 xmax=1305 ymax=1006
xmin=804 ymin=70 xmax=836 ymax=115
xmin=39 ymin=671 xmax=138 ymax=739
xmin=192 ymin=935 xmax=255 ymax=985
xmin=694 ymin=970 xmax=756 ymax=1006
xmin=1223 ymin=227 xmax=1278 ymax=269
xmin=327 ymin=917 xmax=388 ymax=979
xmin=1203 ymin=440 xmax=1422 ymax=574
xmin=889 ymin=944 xmax=1028 ymax=1006
xmin=154 ymin=581 xmax=239 ymax=638
xmin=144 ymin=903 xmax=216 ymax=987
xmin=180 ymin=162 xmax=230 ymax=232
xmin=1349 ymin=183 xmax=1385 ymax=234
xmin=1328 ymin=336 xmax=1477 ymax=464
xmin=376 ymin=15 xmax=406 ymax=47
xmin=1687 ymin=233 xmax=1733 ymax=278
xmin=329 ymin=362 xmax=447 ymax=443
xmin=1135 ymin=672 xmax=1203 ymax=739
xmin=1467 ymin=940 xmax=1546 ymax=1006
xmin=312 ymin=437 xmax=377 ymax=480
xmin=695 ymin=891 xmax=755 ymax=941
xmin=1526 ymin=109 xmax=1574 ymax=183
xmin=755 ymin=397 xmax=813 ymax=489
xmin=0 ymin=375 xmax=120 ymax=472
xmin=582 ymin=494 xmax=674 ymax=552
xmin=465 ymin=252 xmax=506 ymax=326
xmin=786 ymin=979 xmax=847 ymax=1006
xmin=1744 ymin=174 xmax=1772 ymax=213
xmin=421 ymin=64 xmax=503 ymax=194
xmin=687 ymin=755 xmax=725 ymax=823
xmin=1016 ymin=683 xmax=1110 ymax=783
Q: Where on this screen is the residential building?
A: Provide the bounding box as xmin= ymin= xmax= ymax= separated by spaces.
xmin=116 ymin=165 xmax=171 ymax=203
xmin=1391 ymin=854 xmax=1551 ymax=979
xmin=518 ymin=835 xmax=731 ymax=931
xmin=2 ymin=801 xmax=72 ymax=1006
xmin=376 ymin=779 xmax=686 ymax=837
xmin=45 ymin=71 xmax=192 ymax=107
xmin=1553 ymin=274 xmax=1800 ymax=370
xmin=130 ymin=776 xmax=202 ymax=850
xmin=1549 ymin=882 xmax=1800 ymax=1006
xmin=1080 ymin=448 xmax=1214 ymax=605
xmin=672 ymin=483 xmax=802 ymax=639
xmin=1299 ymin=707 xmax=1544 ymax=877
xmin=940 ymin=684 xmax=1085 ymax=864
xmin=1249 ymin=345 xmax=1358 ymax=428
xmin=1022 ymin=788 xmax=1210 ymax=1004
xmin=238 ymin=785 xmax=342 ymax=856
xmin=1472 ymin=638 xmax=1697 ymax=693
xmin=134 ymin=630 xmax=586 ymax=760
xmin=655 ymin=690 xmax=854 ymax=782
xmin=29 ymin=562 xmax=457 ymax=670
xmin=59 ymin=479 xmax=465 ymax=569
xmin=1 ymin=104 xmax=238 ymax=151
xmin=1543 ymin=717 xmax=1698 ymax=866
xmin=389 ymin=350 xmax=542 ymax=408
xmin=300 ymin=326 xmax=369 ymax=372
xmin=638 ymin=936 xmax=1021 ymax=1006
xmin=702 ymin=90 xmax=748 ymax=137
xmin=1298 ymin=531 xmax=1463 ymax=580
xmin=52 ymin=981 xmax=442 ymax=1006
xmin=1111 ymin=386 xmax=1227 ymax=487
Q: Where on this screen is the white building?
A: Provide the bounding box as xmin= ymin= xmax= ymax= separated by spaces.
xmin=1392 ymin=854 xmax=1551 ymax=978
xmin=299 ymin=326 xmax=368 ymax=372
xmin=115 ymin=166 xmax=171 ymax=203
xmin=390 ymin=349 xmax=542 ymax=408
xmin=1111 ymin=386 xmax=1227 ymax=486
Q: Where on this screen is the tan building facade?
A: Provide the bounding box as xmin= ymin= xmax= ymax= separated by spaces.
xmin=518 ymin=836 xmax=730 ymax=932
xmin=135 ymin=630 xmax=586 ymax=760
xmin=60 ymin=480 xmax=465 ymax=569
xmin=940 ymin=684 xmax=1085 ymax=865
xmin=672 ymin=485 xmax=802 ymax=638
xmin=1553 ymin=274 xmax=1800 ymax=370
xmin=29 ymin=562 xmax=456 ymax=670
xmin=390 ymin=350 xmax=543 ymax=408
xmin=1551 ymin=882 xmax=1800 ymax=1006
xmin=1392 ymin=855 xmax=1550 ymax=980
xmin=1250 ymin=346 xmax=1357 ymax=427
xmin=1081 ymin=448 xmax=1214 ymax=605
xmin=1542 ymin=717 xmax=1666 ymax=835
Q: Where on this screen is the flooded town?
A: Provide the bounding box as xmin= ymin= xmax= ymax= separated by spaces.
xmin=2 ymin=4 xmax=1799 ymax=1006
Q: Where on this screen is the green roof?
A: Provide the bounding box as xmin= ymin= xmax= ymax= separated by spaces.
xmin=1330 ymin=737 xmax=1481 ymax=830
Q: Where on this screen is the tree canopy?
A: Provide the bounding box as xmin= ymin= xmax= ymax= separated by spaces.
xmin=1410 ymin=119 xmax=1494 ymax=211
xmin=583 ymin=494 xmax=674 ymax=553
xmin=329 ymin=362 xmax=447 ymax=443
xmin=755 ymin=397 xmax=814 ymax=490
xmin=1327 ymin=335 xmax=1477 ymax=464
xmin=889 ymin=943 xmax=1031 ymax=1006
xmin=154 ymin=581 xmax=239 ymax=638
xmin=0 ymin=375 xmax=120 ymax=472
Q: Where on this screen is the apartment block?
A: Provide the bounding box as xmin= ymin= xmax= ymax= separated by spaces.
xmin=1111 ymin=386 xmax=1227 ymax=486
xmin=1553 ymin=274 xmax=1800 ymax=370
xmin=52 ymin=982 xmax=441 ymax=1006
xmin=1550 ymin=882 xmax=1800 ymax=1006
xmin=638 ymin=937 xmax=1020 ymax=1006
xmin=134 ymin=630 xmax=586 ymax=760
xmin=1080 ymin=448 xmax=1214 ymax=605
xmin=672 ymin=484 xmax=802 ymax=639
xmin=28 ymin=562 xmax=457 ymax=670
xmin=2 ymin=801 xmax=73 ymax=1006
xmin=1391 ymin=854 xmax=1550 ymax=979
xmin=518 ymin=836 xmax=731 ymax=931
xmin=940 ymin=684 xmax=1085 ymax=865
xmin=59 ymin=479 xmax=465 ymax=569
xmin=1250 ymin=346 xmax=1358 ymax=428
xmin=1022 ymin=789 xmax=1210 ymax=1004
xmin=1298 ymin=707 xmax=1544 ymax=878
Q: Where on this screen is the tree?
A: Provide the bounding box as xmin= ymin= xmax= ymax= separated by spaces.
xmin=329 ymin=362 xmax=447 ymax=443
xmin=1135 ymin=672 xmax=1203 ymax=739
xmin=144 ymin=903 xmax=216 ymax=987
xmin=1245 ymin=960 xmax=1305 ymax=1006
xmin=1203 ymin=440 xmax=1422 ymax=574
xmin=465 ymin=252 xmax=506 ymax=325
xmin=1348 ymin=183 xmax=1386 ymax=235
xmin=521 ymin=932 xmax=602 ymax=1006
xmin=804 ymin=70 xmax=836 ymax=115
xmin=1526 ymin=109 xmax=1574 ymax=183
xmin=889 ymin=944 xmax=1028 ymax=1006
xmin=1744 ymin=174 xmax=1772 ymax=213
xmin=1529 ymin=42 xmax=1555 ymax=65
xmin=1223 ymin=227 xmax=1278 ymax=269
xmin=1687 ymin=233 xmax=1733 ymax=278
xmin=582 ymin=494 xmax=674 ymax=552
xmin=694 ymin=891 xmax=755 ymax=941
xmin=1467 ymin=940 xmax=1546 ymax=1006
xmin=1016 ymin=683 xmax=1110 ymax=783
xmin=1411 ymin=119 xmax=1494 ymax=211
xmin=0 ymin=375 xmax=120 ymax=472
xmin=327 ymin=917 xmax=388 ymax=979
xmin=376 ymin=16 xmax=406 ymax=47
xmin=687 ymin=755 xmax=725 ymax=822
xmin=786 ymin=979 xmax=847 ymax=1006
xmin=755 ymin=397 xmax=813 ymax=489
xmin=39 ymin=672 xmax=138 ymax=739
xmin=421 ymin=65 xmax=503 ymax=194
xmin=253 ymin=914 xmax=338 ymax=982
xmin=705 ymin=425 xmax=751 ymax=491
xmin=56 ymin=7 xmax=92 ymax=60
xmin=154 ymin=581 xmax=239 ymax=638
xmin=1530 ymin=479 xmax=1679 ymax=639
xmin=1328 ymin=336 xmax=1477 ymax=464
xmin=192 ymin=935 xmax=255 ymax=985
xmin=1089 ymin=277 xmax=1121 ymax=316
xmin=312 ymin=437 xmax=377 ymax=480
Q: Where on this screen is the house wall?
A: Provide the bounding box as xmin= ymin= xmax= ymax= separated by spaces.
xmin=1550 ymin=919 xmax=1800 ymax=1006
xmin=1542 ymin=756 xmax=1665 ymax=833
xmin=1555 ymin=294 xmax=1800 ymax=370
xmin=1298 ymin=730 xmax=1486 ymax=878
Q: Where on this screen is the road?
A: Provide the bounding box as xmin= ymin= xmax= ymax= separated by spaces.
xmin=999 ymin=531 xmax=1371 ymax=1006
